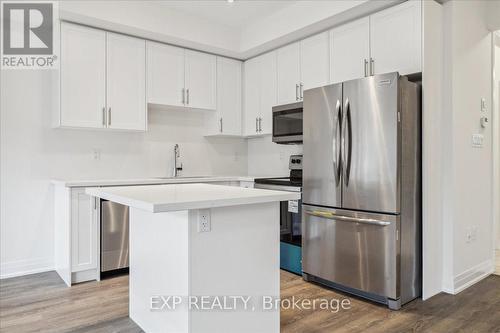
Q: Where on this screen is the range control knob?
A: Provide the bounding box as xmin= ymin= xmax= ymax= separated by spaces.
xmin=291 ymin=159 xmax=297 ymax=164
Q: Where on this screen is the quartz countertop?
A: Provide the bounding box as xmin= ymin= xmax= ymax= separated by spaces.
xmin=51 ymin=176 xmax=260 ymax=188
xmin=85 ymin=183 xmax=300 ymax=212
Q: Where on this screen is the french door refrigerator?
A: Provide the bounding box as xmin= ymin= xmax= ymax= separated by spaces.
xmin=302 ymin=72 xmax=421 ymax=310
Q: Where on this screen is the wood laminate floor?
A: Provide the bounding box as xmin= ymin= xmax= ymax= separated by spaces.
xmin=1 ymin=270 xmax=499 ymax=333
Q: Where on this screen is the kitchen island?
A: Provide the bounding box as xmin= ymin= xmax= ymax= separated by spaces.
xmin=86 ymin=183 xmax=299 ymax=333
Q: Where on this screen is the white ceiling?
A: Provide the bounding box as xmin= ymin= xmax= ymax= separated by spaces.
xmin=158 ymin=1 xmax=297 ymax=29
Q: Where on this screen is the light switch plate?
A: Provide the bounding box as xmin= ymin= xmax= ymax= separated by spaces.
xmin=481 ymin=98 xmax=487 ymax=112
xmin=472 ymin=134 xmax=484 ymax=148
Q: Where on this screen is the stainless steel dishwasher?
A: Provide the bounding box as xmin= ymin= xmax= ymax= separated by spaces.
xmin=101 ymin=200 xmax=129 ymax=277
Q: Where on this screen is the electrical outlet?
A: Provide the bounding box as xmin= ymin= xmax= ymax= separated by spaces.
xmin=198 ymin=209 xmax=211 ymax=232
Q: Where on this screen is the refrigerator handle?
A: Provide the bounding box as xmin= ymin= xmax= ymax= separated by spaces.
xmin=304 ymin=210 xmax=391 ymax=226
xmin=333 ymin=100 xmax=342 ymax=186
xmin=342 ymin=99 xmax=352 ymax=187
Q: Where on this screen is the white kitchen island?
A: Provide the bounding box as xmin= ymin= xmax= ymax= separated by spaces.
xmin=86 ymin=183 xmax=299 ymax=333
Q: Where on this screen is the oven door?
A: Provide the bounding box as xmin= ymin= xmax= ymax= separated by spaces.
xmin=272 ymin=102 xmax=303 ymax=144
xmin=254 ymin=183 xmax=302 ymax=245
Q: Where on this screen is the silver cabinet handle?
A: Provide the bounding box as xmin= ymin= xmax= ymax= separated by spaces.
xmin=220 ymin=117 xmax=223 ymax=133
xmin=186 ymin=89 xmax=190 ymax=105
xmin=370 ymin=58 xmax=374 ymax=76
xmin=102 ymin=107 xmax=106 ymax=126
xmin=108 ymin=107 xmax=111 ymax=126
xmin=255 ymin=117 xmax=258 ymax=132
xmin=182 ymin=88 xmax=185 ymax=105
xmin=364 ymin=59 xmax=368 ymax=77
xmin=300 ymin=83 xmax=303 ymax=100
xmin=304 ymin=210 xmax=391 ymax=226
xmin=258 ymin=117 xmax=262 ymax=132
xmin=295 ymin=84 xmax=299 ymax=101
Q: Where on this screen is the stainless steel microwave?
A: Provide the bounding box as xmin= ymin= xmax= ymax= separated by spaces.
xmin=272 ymin=102 xmax=303 ymax=144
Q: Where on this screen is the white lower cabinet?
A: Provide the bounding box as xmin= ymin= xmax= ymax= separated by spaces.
xmin=71 ymin=189 xmax=98 ymax=273
xmin=54 ymin=184 xmax=99 ymax=286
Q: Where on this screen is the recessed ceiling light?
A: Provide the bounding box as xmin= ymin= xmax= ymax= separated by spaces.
xmin=227 ymin=0 xmax=234 ymax=3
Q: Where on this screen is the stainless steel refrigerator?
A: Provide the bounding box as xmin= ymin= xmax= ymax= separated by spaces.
xmin=302 ymin=72 xmax=421 ymax=310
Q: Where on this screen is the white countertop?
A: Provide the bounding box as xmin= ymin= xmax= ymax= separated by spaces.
xmin=86 ymin=183 xmax=300 ymax=212
xmin=51 ymin=176 xmax=259 ymax=188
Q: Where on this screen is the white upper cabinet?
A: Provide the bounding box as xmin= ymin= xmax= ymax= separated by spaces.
xmin=184 ymin=50 xmax=217 ymax=110
xmin=243 ymin=57 xmax=261 ymax=136
xmin=276 ymin=42 xmax=301 ymax=105
xmin=243 ymin=52 xmax=277 ymax=136
xmin=276 ymin=34 xmax=329 ymax=104
xmin=147 ymin=42 xmax=185 ymax=107
xmin=60 ymin=23 xmax=106 ymax=129
xmin=258 ymin=52 xmax=277 ymax=135
xmin=330 ymin=17 xmax=370 ymax=84
xmin=370 ymin=0 xmax=422 ymax=75
xmin=106 ymin=33 xmax=146 ymax=131
xmin=300 ymin=32 xmax=330 ymax=90
xmin=60 ymin=23 xmax=146 ymax=131
xmin=206 ymin=57 xmax=242 ymax=136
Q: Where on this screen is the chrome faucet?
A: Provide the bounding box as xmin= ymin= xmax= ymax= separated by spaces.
xmin=173 ymin=144 xmax=183 ymax=177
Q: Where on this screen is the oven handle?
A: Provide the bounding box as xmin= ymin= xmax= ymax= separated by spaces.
xmin=304 ymin=210 xmax=391 ymax=226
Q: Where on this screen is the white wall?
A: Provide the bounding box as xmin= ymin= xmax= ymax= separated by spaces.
xmin=441 ymin=0 xmax=494 ymax=293
xmin=247 ymin=137 xmax=302 ymax=177
xmin=0 ymin=70 xmax=247 ymax=278
xmin=421 ymin=0 xmax=444 ymax=300
xmin=60 ymin=1 xmax=242 ymax=58
xmin=494 ymin=32 xmax=500 ymax=250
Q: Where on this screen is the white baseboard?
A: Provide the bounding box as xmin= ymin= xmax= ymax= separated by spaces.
xmin=0 ymin=257 xmax=54 ymax=279
xmin=450 ymin=259 xmax=494 ymax=294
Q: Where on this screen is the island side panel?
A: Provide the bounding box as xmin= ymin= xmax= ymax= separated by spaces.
xmin=188 ymin=202 xmax=280 ymax=333
xmin=54 ymin=184 xmax=72 ymax=286
xmin=129 ymin=208 xmax=190 ymax=333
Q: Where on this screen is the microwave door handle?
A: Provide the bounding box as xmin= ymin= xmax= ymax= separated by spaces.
xmin=333 ymin=100 xmax=341 ymax=186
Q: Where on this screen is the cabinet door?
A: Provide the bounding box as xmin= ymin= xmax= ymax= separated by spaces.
xmin=71 ymin=189 xmax=97 ymax=272
xmin=370 ymin=0 xmax=422 ymax=75
xmin=243 ymin=57 xmax=260 ymax=136
xmin=300 ymin=32 xmax=330 ymax=91
xmin=106 ymin=33 xmax=146 ymax=130
xmin=146 ymin=42 xmax=185 ymax=107
xmin=258 ymin=51 xmax=277 ymax=135
xmin=276 ymin=42 xmax=301 ymax=105
xmin=60 ymin=22 xmax=106 ymax=128
xmin=185 ymin=50 xmax=217 ymax=110
xmin=330 ymin=17 xmax=370 ymax=84
xmin=216 ymin=57 xmax=242 ymax=135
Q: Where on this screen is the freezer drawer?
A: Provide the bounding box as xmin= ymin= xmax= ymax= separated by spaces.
xmin=101 ymin=200 xmax=129 ymax=272
xmin=302 ymin=204 xmax=399 ymax=299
